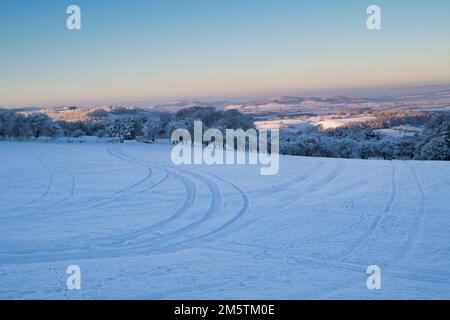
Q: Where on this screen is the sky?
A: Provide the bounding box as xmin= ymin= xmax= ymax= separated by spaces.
xmin=1 ymin=0 xmax=450 ymax=108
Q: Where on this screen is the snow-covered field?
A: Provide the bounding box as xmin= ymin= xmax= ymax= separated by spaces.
xmin=1 ymin=141 xmax=449 ymax=299
xmin=255 ymin=116 xmax=378 ymax=131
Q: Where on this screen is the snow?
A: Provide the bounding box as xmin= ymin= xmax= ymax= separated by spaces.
xmin=255 ymin=119 xmax=314 ymax=131
xmin=224 ymin=91 xmax=450 ymax=116
xmin=310 ymin=116 xmax=377 ymax=129
xmin=375 ymin=126 xmax=424 ymax=138
xmin=1 ymin=141 xmax=450 ymax=299
xmin=255 ymin=116 xmax=377 ymax=131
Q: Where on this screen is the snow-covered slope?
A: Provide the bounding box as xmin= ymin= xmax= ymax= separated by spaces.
xmin=0 ymin=141 xmax=449 ymax=299
xmin=224 ymin=96 xmax=381 ymax=116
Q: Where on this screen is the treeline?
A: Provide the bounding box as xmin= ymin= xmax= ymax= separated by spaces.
xmin=0 ymin=106 xmax=254 ymax=142
xmin=280 ymin=112 xmax=450 ymax=160
xmin=1 ymin=106 xmax=449 ymax=160
xmin=358 ymin=109 xmax=430 ymax=129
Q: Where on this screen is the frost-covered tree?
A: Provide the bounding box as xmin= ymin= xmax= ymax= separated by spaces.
xmin=71 ymin=129 xmax=84 ymax=138
xmin=358 ymin=140 xmax=377 ymax=159
xmin=416 ymin=137 xmax=450 ymax=160
xmin=175 ymin=107 xmax=254 ymax=131
xmin=330 ymin=125 xmax=378 ymax=141
xmin=140 ymin=118 xmax=162 ymax=142
xmin=11 ymin=115 xmax=33 ymax=138
xmin=394 ymin=137 xmax=416 ymax=159
xmin=415 ymin=113 xmax=450 ymax=160
xmin=377 ymin=140 xmax=396 ymax=160
xmin=175 ymin=107 xmax=219 ymax=127
xmin=217 ymin=109 xmax=254 ymax=130
xmin=105 ymin=118 xmax=138 ymax=140
xmin=29 ymin=113 xmax=63 ymax=138
xmin=165 ymin=120 xmax=187 ymax=138
xmin=0 ymin=109 xmax=17 ymax=138
xmin=335 ymin=138 xmax=359 ymax=158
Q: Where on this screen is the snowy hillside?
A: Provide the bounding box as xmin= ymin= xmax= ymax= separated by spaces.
xmin=224 ymin=96 xmax=382 ymax=116
xmin=17 ymin=89 xmax=450 ymax=123
xmin=0 ymin=141 xmax=449 ymax=299
xmin=230 ymin=90 xmax=450 ymax=116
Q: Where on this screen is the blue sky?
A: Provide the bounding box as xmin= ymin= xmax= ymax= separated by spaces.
xmin=1 ymin=0 xmax=450 ymax=107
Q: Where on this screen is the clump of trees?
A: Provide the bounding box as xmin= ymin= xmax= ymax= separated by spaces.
xmin=0 ymin=106 xmax=255 ymax=143
xmin=414 ymin=113 xmax=450 ymax=160
xmin=0 ymin=109 xmax=63 ymax=139
xmin=279 ymin=111 xmax=450 ymax=160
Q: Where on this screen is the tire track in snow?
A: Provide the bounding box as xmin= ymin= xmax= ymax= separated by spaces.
xmin=51 ymin=146 xmax=167 ymax=214
xmin=64 ymin=147 xmax=157 ymax=211
xmin=85 ymin=147 xmax=156 ymax=210
xmin=242 ymin=159 xmax=346 ymax=234
xmin=3 ymin=152 xmax=78 ymax=223
xmin=303 ymin=159 xmax=345 ymax=194
xmin=0 ymin=152 xmax=70 ymax=222
xmin=141 ymin=171 xmax=250 ymax=254
xmin=338 ymin=161 xmax=397 ymax=259
xmin=396 ymin=162 xmax=427 ymax=260
xmin=111 ymin=147 xmax=225 ymax=248
xmin=4 ymin=152 xmax=55 ymax=213
xmin=196 ymin=172 xmax=250 ymax=239
xmin=80 ymin=146 xmax=199 ymax=247
xmin=117 ymin=147 xmax=252 ymax=248
xmin=249 ymin=160 xmax=325 ymax=195
xmin=203 ymin=240 xmax=449 ymax=285
xmin=135 ymin=168 xmax=224 ymax=250
xmin=43 ymin=152 xmax=76 ymax=209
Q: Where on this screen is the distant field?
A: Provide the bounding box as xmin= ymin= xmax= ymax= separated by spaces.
xmin=255 ymin=115 xmax=378 ymax=131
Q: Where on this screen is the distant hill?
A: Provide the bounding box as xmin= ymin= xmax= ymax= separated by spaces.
xmin=11 ymin=88 xmax=450 ymax=122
